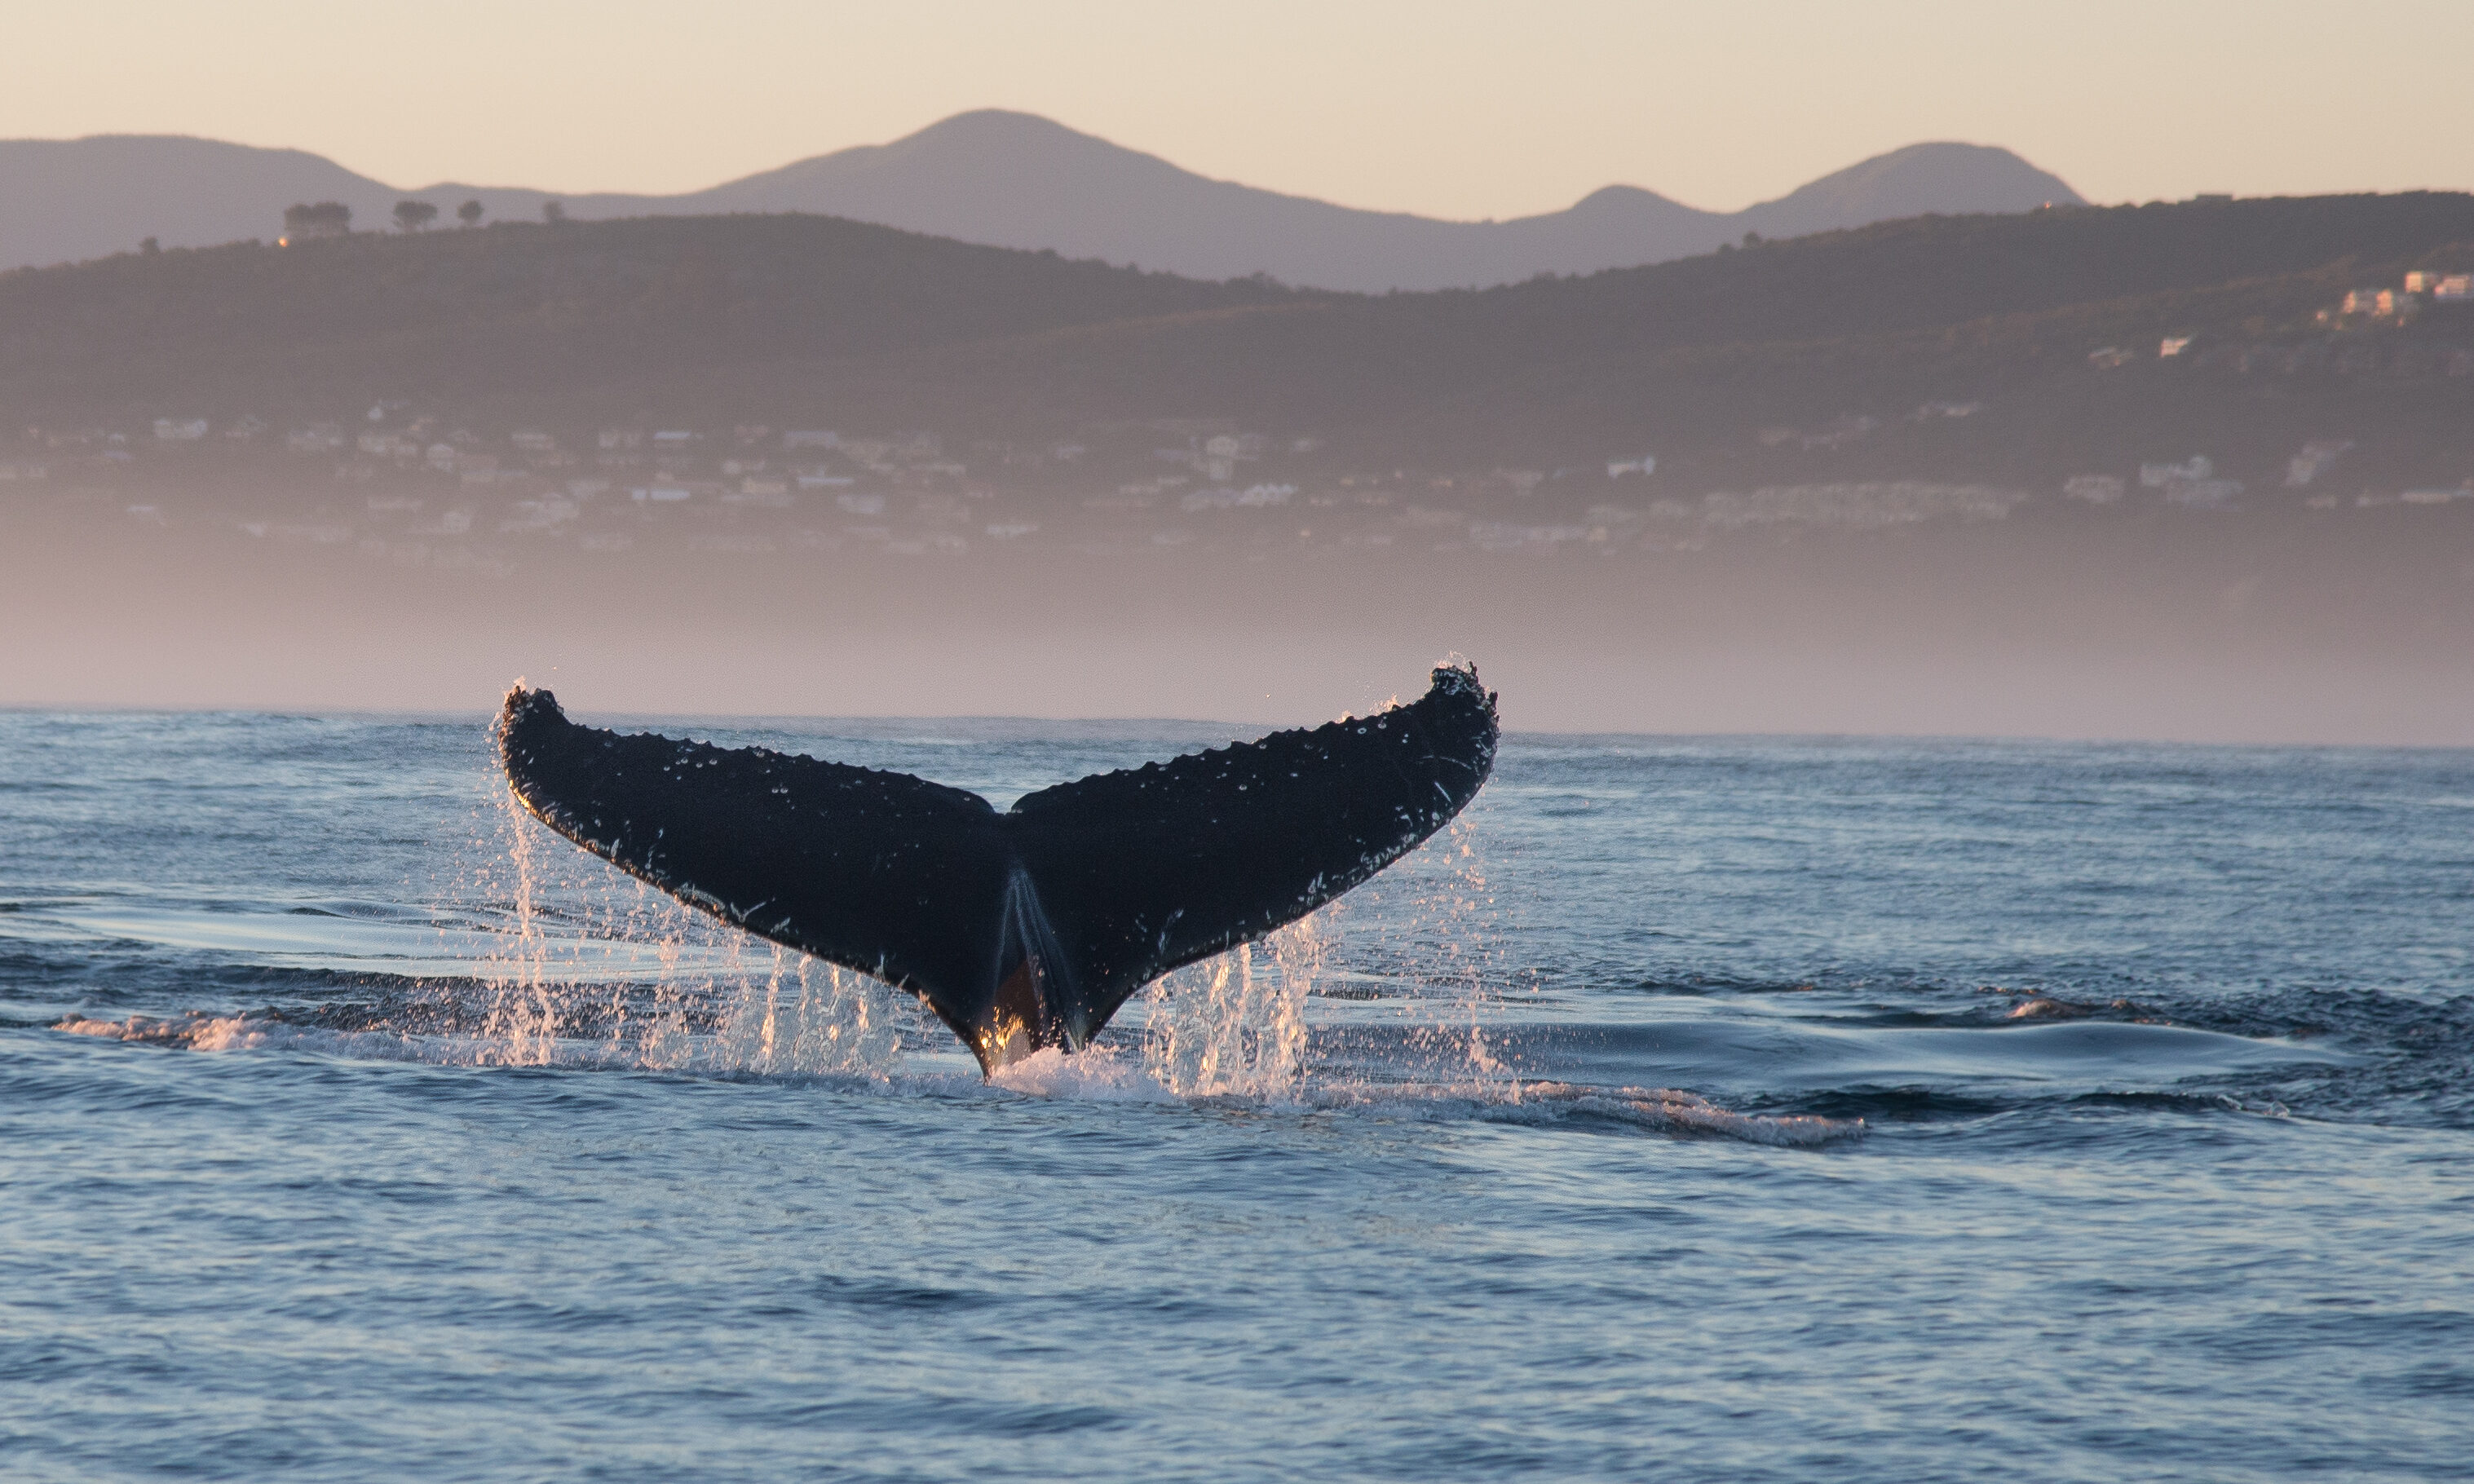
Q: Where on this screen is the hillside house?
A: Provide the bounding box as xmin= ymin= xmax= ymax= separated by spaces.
xmin=2141 ymin=456 xmax=2213 ymax=488
xmin=2285 ymin=440 xmax=2353 ymax=486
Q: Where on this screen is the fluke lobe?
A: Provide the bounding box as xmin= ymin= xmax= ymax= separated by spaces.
xmin=497 ymin=664 xmax=1500 ymax=1074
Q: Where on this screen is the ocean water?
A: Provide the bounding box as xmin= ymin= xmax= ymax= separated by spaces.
xmin=2 ymin=710 xmax=2469 ymax=1482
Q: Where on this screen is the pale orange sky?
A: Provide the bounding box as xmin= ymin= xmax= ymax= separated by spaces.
xmin=8 ymin=0 xmax=2468 ymax=220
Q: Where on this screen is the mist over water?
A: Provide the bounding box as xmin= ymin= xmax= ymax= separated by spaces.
xmin=8 ymin=492 xmax=2474 ymax=743
xmin=4 ymin=710 xmax=2470 ymax=1480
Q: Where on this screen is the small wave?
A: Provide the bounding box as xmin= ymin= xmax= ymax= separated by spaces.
xmin=988 ymin=1047 xmax=1860 ymax=1146
xmin=58 ymin=1010 xmax=297 ymax=1053
xmin=49 ymin=1009 xmax=664 ymax=1067
xmin=51 ymin=1013 xmax=1857 ymax=1146
xmin=1463 ymin=1081 xmax=1866 ymax=1147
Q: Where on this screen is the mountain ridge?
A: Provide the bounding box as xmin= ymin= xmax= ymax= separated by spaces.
xmin=0 ymin=109 xmax=2080 ymax=289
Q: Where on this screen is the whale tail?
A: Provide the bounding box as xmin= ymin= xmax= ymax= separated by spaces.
xmin=497 ymin=664 xmax=1499 ymax=1073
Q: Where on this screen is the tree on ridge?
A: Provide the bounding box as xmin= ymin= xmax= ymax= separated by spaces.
xmin=281 ymin=201 xmax=352 ymax=240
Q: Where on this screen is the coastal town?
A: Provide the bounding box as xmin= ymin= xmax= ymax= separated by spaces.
xmin=7 ymin=266 xmax=2472 ymax=569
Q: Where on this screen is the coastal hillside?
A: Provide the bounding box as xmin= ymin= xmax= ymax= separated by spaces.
xmin=5 ymin=190 xmax=2471 ymax=485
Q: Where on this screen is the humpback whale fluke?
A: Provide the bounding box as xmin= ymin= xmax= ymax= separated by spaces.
xmin=497 ymin=664 xmax=1500 ymax=1074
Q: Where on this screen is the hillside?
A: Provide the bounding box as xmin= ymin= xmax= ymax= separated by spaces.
xmin=6 ymin=191 xmax=2471 ymax=472
xmin=0 ymin=112 xmax=2079 ymax=289
xmin=0 ymin=213 xmax=1296 ymax=415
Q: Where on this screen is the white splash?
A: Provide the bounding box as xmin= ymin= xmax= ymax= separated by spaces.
xmin=1141 ymin=916 xmax=1323 ymax=1099
xmin=988 ymin=1045 xmax=1176 ymax=1102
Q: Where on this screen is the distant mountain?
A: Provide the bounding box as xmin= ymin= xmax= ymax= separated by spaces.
xmin=0 ymin=135 xmax=396 ymax=271
xmin=0 ymin=111 xmax=2082 ymax=289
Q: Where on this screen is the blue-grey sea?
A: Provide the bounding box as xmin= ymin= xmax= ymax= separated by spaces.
xmin=3 ymin=711 xmax=2470 ymax=1482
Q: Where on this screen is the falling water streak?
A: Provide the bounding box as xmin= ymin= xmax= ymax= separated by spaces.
xmin=1441 ymin=817 xmax=1512 ymax=1092
xmin=1143 ymin=917 xmax=1320 ymax=1099
xmin=479 ymin=781 xmax=560 ymax=1067
xmin=709 ymin=947 xmax=903 ymax=1078
xmin=1378 ymin=816 xmax=1513 ymax=1093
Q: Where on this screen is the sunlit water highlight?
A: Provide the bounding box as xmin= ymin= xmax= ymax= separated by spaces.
xmin=4 ymin=712 xmax=2470 ymax=1481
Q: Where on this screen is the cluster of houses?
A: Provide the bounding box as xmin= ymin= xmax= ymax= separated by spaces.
xmin=2053 ymin=445 xmax=2472 ymax=511
xmin=2321 ymin=270 xmax=2474 ymax=326
xmin=2076 ymin=269 xmax=2474 ymax=372
xmin=9 ymin=397 xmax=2471 ymax=561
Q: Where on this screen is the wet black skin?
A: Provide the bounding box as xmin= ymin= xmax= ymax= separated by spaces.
xmin=497 ymin=664 xmax=1499 ymax=1074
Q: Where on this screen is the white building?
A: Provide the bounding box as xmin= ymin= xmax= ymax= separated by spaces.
xmin=2285 ymin=440 xmax=2353 ymax=487
xmin=2140 ymin=456 xmax=2213 ymax=488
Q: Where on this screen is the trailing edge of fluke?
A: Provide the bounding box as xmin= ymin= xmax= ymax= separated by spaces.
xmin=496 ymin=663 xmax=1500 ymax=1074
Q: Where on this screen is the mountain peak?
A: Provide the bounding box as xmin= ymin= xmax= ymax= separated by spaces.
xmin=1745 ymin=142 xmax=2083 ymax=236
xmin=907 ymin=108 xmax=1095 ymax=141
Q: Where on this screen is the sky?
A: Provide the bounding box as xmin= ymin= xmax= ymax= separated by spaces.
xmin=7 ymin=0 xmax=2468 ymax=220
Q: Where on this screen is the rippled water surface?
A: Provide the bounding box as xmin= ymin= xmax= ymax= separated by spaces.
xmin=4 ymin=711 xmax=2470 ymax=1482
